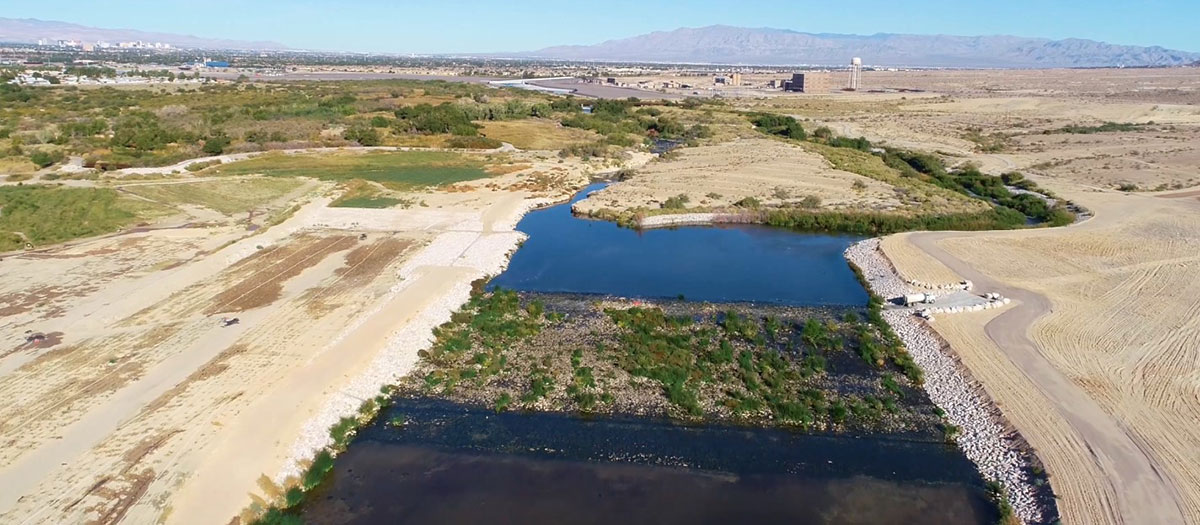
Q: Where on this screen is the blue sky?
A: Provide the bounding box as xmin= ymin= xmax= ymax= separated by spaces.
xmin=5 ymin=0 xmax=1198 ymax=53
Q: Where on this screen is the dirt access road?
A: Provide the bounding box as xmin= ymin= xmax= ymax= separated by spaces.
xmin=831 ymin=76 xmax=1200 ymax=523
xmin=909 ymin=229 xmax=1186 ymax=525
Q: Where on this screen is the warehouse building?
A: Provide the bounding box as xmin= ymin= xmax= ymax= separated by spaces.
xmin=782 ymin=73 xmax=830 ymax=93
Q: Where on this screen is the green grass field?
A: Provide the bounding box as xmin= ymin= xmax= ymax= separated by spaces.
xmin=119 ymin=177 xmax=307 ymax=215
xmin=212 ymin=151 xmax=493 ymax=190
xmin=330 ymin=195 xmax=405 ymax=208
xmin=328 ymin=179 xmax=411 ymax=209
xmin=0 ymin=185 xmax=157 ymax=251
xmin=478 ymin=119 xmax=602 ymax=150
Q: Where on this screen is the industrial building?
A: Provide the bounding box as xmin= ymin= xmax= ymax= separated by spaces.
xmin=782 ymin=73 xmax=830 ymax=93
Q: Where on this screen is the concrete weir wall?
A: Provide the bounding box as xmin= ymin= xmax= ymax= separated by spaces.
xmin=845 ymin=238 xmax=1045 ymax=524
xmin=638 ymin=212 xmax=760 ymax=229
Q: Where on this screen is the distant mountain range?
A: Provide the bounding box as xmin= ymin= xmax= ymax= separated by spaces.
xmin=3 ymin=17 xmax=1196 ymax=68
xmin=522 ymin=25 xmax=1200 ymax=68
xmin=0 ymin=17 xmax=286 ymax=51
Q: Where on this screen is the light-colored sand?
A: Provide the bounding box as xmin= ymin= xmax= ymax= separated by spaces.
xmin=477 ymin=118 xmax=602 ymax=150
xmin=879 ymin=233 xmax=961 ymax=285
xmin=930 ymin=310 xmax=1121 ymax=524
xmin=0 ymin=153 xmax=598 ymax=524
xmin=572 ymin=137 xmax=903 ymax=215
xmin=843 ymin=70 xmax=1200 ymax=524
xmin=903 ymin=97 xmax=1200 ymax=124
xmin=885 ymin=188 xmax=1199 ymax=525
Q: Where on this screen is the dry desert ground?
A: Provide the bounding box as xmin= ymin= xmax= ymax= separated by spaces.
xmin=579 ymin=67 xmax=1200 ymax=525
xmin=1 ymin=67 xmax=1199 ymax=525
xmin=575 ymin=137 xmax=904 ymax=213
xmin=0 ymin=150 xmax=602 ymax=524
xmin=859 ymin=69 xmax=1200 ymax=525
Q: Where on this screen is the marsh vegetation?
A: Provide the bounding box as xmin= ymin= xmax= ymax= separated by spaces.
xmin=210 ymin=150 xmax=496 ymax=189
xmin=396 ymin=290 xmax=941 ymax=433
xmin=0 ymin=185 xmax=160 ymax=251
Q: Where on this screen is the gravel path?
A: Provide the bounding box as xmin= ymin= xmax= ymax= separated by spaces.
xmin=846 ymin=238 xmax=1044 ymax=524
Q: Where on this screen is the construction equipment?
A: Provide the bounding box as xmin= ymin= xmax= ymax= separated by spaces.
xmin=220 ymin=317 xmax=240 ymax=327
xmin=903 ymin=293 xmax=937 ymax=306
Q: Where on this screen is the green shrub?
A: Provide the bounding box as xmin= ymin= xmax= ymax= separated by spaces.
xmin=661 ymin=193 xmax=690 ymax=209
xmin=394 ymin=102 xmax=479 ymax=135
xmin=283 ymin=487 xmax=304 ymax=509
xmin=28 ymin=150 xmax=64 ymax=168
xmin=494 ymin=392 xmax=512 ymax=412
xmin=445 ymin=135 xmax=502 ymax=149
xmin=202 ymin=133 xmax=231 ymax=155
xmin=343 ymin=124 xmax=381 ymax=146
xmin=827 ymin=136 xmax=872 ymax=151
xmin=764 ymin=207 xmax=1026 ymax=235
xmin=254 ymin=508 xmax=303 ymax=525
xmin=748 ymin=113 xmax=806 ymax=140
xmin=1049 ymin=121 xmax=1141 ymax=134
xmin=302 ymin=450 xmax=335 ymax=491
xmin=329 ymin=416 xmax=358 ymax=448
xmin=734 ymin=196 xmax=761 ymax=209
xmin=110 ymin=111 xmax=178 ymax=152
xmin=185 ymin=159 xmax=221 ymax=172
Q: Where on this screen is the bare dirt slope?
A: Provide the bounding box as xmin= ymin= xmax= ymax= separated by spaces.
xmin=0 ymin=198 xmax=426 ymax=523
xmin=885 ymin=189 xmax=1199 ymax=525
xmin=840 ymin=68 xmax=1200 ymax=525
xmin=0 ymin=152 xmax=600 ymax=524
xmin=575 ymin=137 xmax=907 ymax=214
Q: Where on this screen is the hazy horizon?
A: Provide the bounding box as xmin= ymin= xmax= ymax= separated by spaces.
xmin=3 ymin=0 xmax=1198 ymax=54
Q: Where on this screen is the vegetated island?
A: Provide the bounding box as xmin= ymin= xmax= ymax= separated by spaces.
xmin=396 ymin=288 xmax=934 ymax=433
xmin=575 ymin=111 xmax=1079 ymax=234
xmin=258 ymin=283 xmax=1047 ymax=525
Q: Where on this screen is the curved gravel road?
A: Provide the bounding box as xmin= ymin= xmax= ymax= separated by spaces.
xmin=909 ymin=232 xmax=1186 ymax=525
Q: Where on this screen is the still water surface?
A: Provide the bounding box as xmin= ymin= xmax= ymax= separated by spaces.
xmin=490 ymin=183 xmax=869 ymax=305
xmin=302 ymin=399 xmax=994 ymax=525
xmin=299 ymin=184 xmax=991 ymax=524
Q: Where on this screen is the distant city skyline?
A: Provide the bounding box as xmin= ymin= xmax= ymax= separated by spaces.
xmin=4 ymin=0 xmax=1199 ymax=54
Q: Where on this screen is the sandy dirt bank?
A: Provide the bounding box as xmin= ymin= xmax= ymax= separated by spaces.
xmin=883 ymin=188 xmax=1198 ymax=525
xmin=0 ymin=154 xmax=593 ymax=523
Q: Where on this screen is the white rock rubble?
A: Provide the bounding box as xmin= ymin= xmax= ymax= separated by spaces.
xmin=275 ymin=228 xmax=526 ymax=483
xmin=846 ymin=238 xmax=1043 ymax=524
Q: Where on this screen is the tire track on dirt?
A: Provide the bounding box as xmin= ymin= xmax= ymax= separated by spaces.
xmin=909 ymin=232 xmax=1186 ymax=525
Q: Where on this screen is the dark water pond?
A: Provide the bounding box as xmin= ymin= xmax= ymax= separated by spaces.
xmin=299 ymin=184 xmax=993 ymax=524
xmin=302 ymin=399 xmax=995 ymax=525
xmin=490 ymin=183 xmax=869 ymax=306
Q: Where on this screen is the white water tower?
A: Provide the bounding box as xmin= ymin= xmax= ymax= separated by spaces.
xmin=849 ymin=57 xmax=862 ymax=90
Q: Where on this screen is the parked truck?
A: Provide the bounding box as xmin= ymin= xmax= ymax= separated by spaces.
xmin=903 ymin=293 xmax=937 ymax=306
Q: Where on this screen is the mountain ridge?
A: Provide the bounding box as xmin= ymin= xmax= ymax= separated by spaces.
xmin=0 ymin=17 xmax=287 ymax=51
xmin=521 ymin=25 xmax=1200 ymax=68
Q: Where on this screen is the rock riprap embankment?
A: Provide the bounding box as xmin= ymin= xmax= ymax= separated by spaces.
xmin=846 ymin=238 xmax=1043 ymax=524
